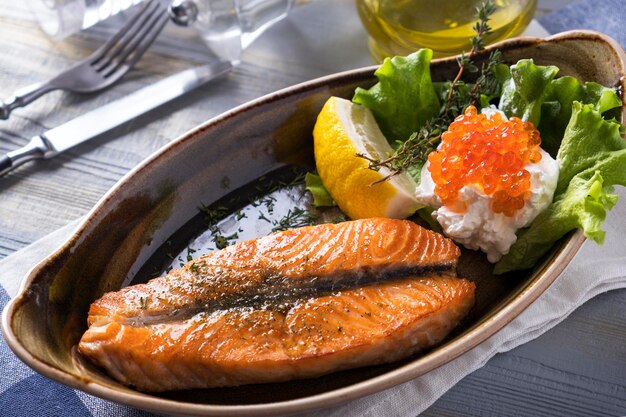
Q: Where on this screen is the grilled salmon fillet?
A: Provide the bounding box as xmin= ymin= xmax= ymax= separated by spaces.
xmin=78 ymin=218 xmax=474 ymax=391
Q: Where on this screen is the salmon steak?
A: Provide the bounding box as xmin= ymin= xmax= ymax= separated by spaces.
xmin=78 ymin=218 xmax=475 ymax=392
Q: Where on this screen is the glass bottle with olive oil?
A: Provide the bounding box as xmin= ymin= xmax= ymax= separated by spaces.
xmin=356 ymin=0 xmax=537 ymax=62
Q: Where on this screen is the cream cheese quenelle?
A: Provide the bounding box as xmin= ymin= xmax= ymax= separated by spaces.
xmin=416 ymin=106 xmax=559 ymax=262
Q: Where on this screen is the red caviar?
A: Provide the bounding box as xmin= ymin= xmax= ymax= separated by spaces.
xmin=428 ymin=106 xmax=542 ymax=217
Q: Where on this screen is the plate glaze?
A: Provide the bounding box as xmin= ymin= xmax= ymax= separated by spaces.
xmin=2 ymin=31 xmax=625 ymax=417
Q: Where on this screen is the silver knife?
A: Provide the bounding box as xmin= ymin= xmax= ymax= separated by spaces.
xmin=0 ymin=60 xmax=233 ymax=176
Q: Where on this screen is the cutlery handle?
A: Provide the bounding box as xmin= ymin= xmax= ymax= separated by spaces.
xmin=0 ymin=155 xmax=10 ymax=176
xmin=0 ymin=82 xmax=56 ymax=120
xmin=0 ymin=136 xmax=53 ymax=176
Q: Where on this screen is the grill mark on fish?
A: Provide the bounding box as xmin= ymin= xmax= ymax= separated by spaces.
xmin=122 ymin=262 xmax=458 ymax=326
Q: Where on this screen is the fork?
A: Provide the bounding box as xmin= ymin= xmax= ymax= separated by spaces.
xmin=0 ymin=0 xmax=169 ymax=120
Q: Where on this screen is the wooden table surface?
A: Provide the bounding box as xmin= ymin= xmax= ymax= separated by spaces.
xmin=0 ymin=0 xmax=624 ymax=415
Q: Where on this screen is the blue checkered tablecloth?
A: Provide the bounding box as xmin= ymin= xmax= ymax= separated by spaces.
xmin=1 ymin=0 xmax=624 ymax=415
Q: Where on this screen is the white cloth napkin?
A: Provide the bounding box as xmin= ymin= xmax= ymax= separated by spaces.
xmin=1 ymin=187 xmax=625 ymax=416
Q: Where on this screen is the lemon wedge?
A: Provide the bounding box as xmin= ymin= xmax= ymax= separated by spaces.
xmin=313 ymin=96 xmax=422 ymax=219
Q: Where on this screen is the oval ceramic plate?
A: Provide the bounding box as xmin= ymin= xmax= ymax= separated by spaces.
xmin=2 ymin=31 xmax=625 ymax=416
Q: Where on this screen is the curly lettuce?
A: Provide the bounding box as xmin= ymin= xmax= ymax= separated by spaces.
xmin=539 ymin=77 xmax=622 ymax=156
xmin=495 ymin=102 xmax=626 ymax=273
xmin=497 ymin=59 xmax=559 ymax=126
xmin=352 ymin=49 xmax=440 ymax=141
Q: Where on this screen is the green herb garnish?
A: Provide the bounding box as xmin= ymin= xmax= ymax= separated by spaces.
xmin=272 ymin=208 xmax=316 ymax=232
xmin=214 ymin=232 xmax=239 ymax=249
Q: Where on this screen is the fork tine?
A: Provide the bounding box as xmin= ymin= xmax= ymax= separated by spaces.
xmin=91 ymin=0 xmax=160 ymax=69
xmin=100 ymin=10 xmax=169 ymax=79
xmin=89 ymin=0 xmax=155 ymax=65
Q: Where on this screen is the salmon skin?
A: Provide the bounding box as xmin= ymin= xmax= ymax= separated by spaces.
xmin=79 ymin=218 xmax=474 ymax=392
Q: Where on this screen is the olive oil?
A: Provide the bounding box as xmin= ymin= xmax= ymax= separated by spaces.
xmin=356 ymin=0 xmax=537 ymax=61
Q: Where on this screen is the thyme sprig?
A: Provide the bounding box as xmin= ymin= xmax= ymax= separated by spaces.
xmin=359 ymin=120 xmax=445 ymax=183
xmin=469 ymin=49 xmax=502 ymax=103
xmin=361 ymin=0 xmax=500 ymax=181
xmin=444 ymin=0 xmax=497 ymax=113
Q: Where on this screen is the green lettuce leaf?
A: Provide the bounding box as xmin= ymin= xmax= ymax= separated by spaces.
xmin=352 ymin=49 xmax=440 ymax=141
xmin=537 ymin=76 xmax=584 ymax=156
xmin=539 ymin=77 xmax=622 ymax=156
xmin=495 ymin=102 xmax=626 ymax=273
xmin=494 ymin=171 xmax=619 ymax=273
xmin=497 ymin=59 xmax=559 ymax=126
xmin=415 ymin=207 xmax=443 ymax=233
xmin=584 ymin=82 xmax=623 ymax=114
xmin=305 ymin=172 xmax=336 ymax=207
xmin=555 ymin=102 xmax=626 ymax=194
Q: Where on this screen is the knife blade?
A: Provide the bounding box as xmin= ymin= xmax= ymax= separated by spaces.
xmin=0 ymin=60 xmax=233 ymax=176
